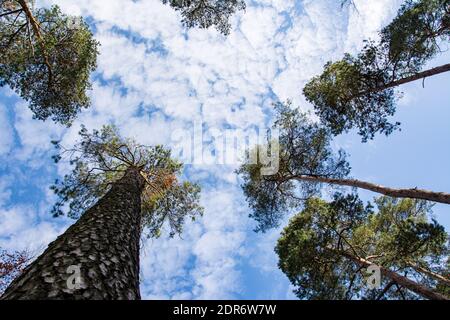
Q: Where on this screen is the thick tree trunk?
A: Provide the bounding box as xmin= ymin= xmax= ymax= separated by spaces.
xmin=291 ymin=175 xmax=450 ymax=205
xmin=341 ymin=252 xmax=449 ymax=300
xmin=1 ymin=167 xmax=145 ymax=300
xmin=378 ymin=63 xmax=450 ymax=92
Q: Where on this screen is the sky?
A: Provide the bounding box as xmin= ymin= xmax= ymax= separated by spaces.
xmin=0 ymin=0 xmax=449 ymax=300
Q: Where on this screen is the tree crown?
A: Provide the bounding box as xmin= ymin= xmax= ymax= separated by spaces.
xmin=381 ymin=0 xmax=449 ymax=73
xmin=51 ymin=125 xmax=203 ymax=238
xmin=303 ymin=0 xmax=449 ymax=141
xmin=0 ymin=1 xmax=99 ymax=125
xmin=276 ymin=194 xmax=449 ymax=300
xmin=162 ymin=0 xmax=246 ymax=35
xmin=237 ymin=101 xmax=350 ymax=232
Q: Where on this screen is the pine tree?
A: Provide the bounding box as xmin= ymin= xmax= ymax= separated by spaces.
xmin=0 ymin=0 xmax=99 ymax=125
xmin=276 ymin=194 xmax=449 ymax=300
xmin=303 ymin=0 xmax=450 ymax=141
xmin=237 ymin=101 xmax=450 ymax=232
xmin=0 ymin=125 xmax=202 ymax=300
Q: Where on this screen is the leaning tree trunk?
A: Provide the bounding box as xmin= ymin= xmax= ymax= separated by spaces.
xmin=378 ymin=63 xmax=450 ymax=92
xmin=351 ymin=64 xmax=450 ymax=99
xmin=290 ymin=175 xmax=450 ymax=205
xmin=1 ymin=167 xmax=145 ymax=300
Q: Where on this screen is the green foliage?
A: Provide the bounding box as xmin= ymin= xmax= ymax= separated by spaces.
xmin=142 ymin=181 xmax=202 ymax=238
xmin=303 ymin=0 xmax=449 ymax=141
xmin=381 ymin=0 xmax=450 ymax=73
xmin=162 ymin=0 xmax=246 ymax=35
xmin=303 ymin=51 xmax=399 ymax=141
xmin=0 ymin=1 xmax=99 ymax=125
xmin=276 ymin=195 xmax=449 ymax=300
xmin=51 ymin=125 xmax=203 ymax=238
xmin=237 ymin=101 xmax=350 ymax=232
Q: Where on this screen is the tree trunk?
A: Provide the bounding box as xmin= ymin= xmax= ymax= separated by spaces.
xmin=406 ymin=262 xmax=450 ymax=287
xmin=17 ymin=1 xmax=40 ymax=37
xmin=0 ymin=167 xmax=145 ymax=300
xmin=378 ymin=63 xmax=450 ymax=92
xmin=341 ymin=251 xmax=449 ymax=300
xmin=291 ymin=175 xmax=450 ymax=204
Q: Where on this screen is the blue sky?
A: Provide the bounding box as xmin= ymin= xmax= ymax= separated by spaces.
xmin=0 ymin=0 xmax=449 ymax=299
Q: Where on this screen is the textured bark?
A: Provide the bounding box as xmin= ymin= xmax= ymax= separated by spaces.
xmin=291 ymin=175 xmax=450 ymax=205
xmin=340 ymin=251 xmax=449 ymax=300
xmin=1 ymin=167 xmax=145 ymax=300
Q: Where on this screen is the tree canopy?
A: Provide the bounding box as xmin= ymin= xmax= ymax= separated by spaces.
xmin=303 ymin=0 xmax=450 ymax=141
xmin=381 ymin=0 xmax=449 ymax=72
xmin=51 ymin=125 xmax=203 ymax=238
xmin=162 ymin=0 xmax=246 ymax=35
xmin=0 ymin=0 xmax=99 ymax=125
xmin=276 ymin=194 xmax=449 ymax=300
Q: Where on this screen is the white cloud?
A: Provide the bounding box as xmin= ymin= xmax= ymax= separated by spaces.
xmin=139 ymin=184 xmax=248 ymax=300
xmin=0 ymin=105 xmax=14 ymax=156
xmin=0 ymin=205 xmax=67 ymax=254
xmin=0 ymin=180 xmax=12 ymax=207
xmin=345 ymin=0 xmax=403 ymax=52
xmin=12 ymin=102 xmax=63 ymax=166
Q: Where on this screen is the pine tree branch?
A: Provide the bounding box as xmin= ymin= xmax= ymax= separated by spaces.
xmin=0 ymin=8 xmax=22 ymax=18
xmin=406 ymin=261 xmax=450 ymax=286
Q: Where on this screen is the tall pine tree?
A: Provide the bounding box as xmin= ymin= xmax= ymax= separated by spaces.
xmin=0 ymin=0 xmax=99 ymax=124
xmin=303 ymin=0 xmax=450 ymax=141
xmin=1 ymin=125 xmax=202 ymax=300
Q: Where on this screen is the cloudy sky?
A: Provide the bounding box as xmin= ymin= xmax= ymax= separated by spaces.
xmin=1 ymin=0 xmax=449 ymax=299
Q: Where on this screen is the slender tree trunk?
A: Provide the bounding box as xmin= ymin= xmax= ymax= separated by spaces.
xmin=406 ymin=262 xmax=450 ymax=287
xmin=378 ymin=63 xmax=450 ymax=92
xmin=291 ymin=175 xmax=450 ymax=205
xmin=340 ymin=252 xmax=449 ymax=300
xmin=0 ymin=167 xmax=145 ymax=300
